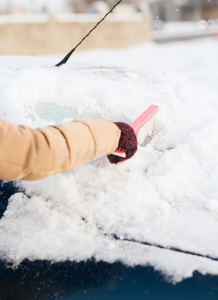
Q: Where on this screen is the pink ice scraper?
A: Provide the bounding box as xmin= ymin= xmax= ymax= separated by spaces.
xmin=112 ymin=105 xmax=159 ymax=158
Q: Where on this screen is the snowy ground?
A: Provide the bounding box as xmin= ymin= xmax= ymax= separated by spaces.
xmin=0 ymin=37 xmax=218 ymax=283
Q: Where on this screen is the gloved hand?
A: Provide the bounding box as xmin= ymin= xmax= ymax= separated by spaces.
xmin=108 ymin=122 xmax=138 ymax=164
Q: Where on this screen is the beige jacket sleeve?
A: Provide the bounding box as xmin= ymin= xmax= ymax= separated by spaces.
xmin=0 ymin=118 xmax=121 ymax=181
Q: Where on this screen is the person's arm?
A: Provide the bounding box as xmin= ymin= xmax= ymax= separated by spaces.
xmin=0 ymin=118 xmax=121 ymax=181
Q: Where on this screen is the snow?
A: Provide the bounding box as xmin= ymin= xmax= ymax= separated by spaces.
xmin=153 ymin=21 xmax=218 ymax=43
xmin=0 ymin=14 xmax=49 ymax=24
xmin=0 ymin=12 xmax=143 ymax=24
xmin=1 ymin=37 xmax=218 ymax=282
xmin=55 ymin=12 xmax=143 ymax=23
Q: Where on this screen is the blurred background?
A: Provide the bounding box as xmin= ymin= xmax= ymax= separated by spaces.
xmin=0 ymin=0 xmax=218 ymax=55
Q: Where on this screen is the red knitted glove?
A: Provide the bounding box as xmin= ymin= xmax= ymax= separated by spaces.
xmin=108 ymin=122 xmax=138 ymax=164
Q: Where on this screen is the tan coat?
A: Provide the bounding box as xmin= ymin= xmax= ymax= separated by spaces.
xmin=0 ymin=118 xmax=121 ymax=181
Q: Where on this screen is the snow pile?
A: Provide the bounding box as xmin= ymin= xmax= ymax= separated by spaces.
xmin=1 ymin=38 xmax=218 ymax=282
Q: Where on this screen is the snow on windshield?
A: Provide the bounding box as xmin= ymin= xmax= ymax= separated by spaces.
xmin=0 ymin=38 xmax=218 ymax=283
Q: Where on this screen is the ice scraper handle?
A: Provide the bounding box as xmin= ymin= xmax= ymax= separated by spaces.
xmin=110 ymin=105 xmax=159 ymax=159
xmin=130 ymin=105 xmax=159 ymax=134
